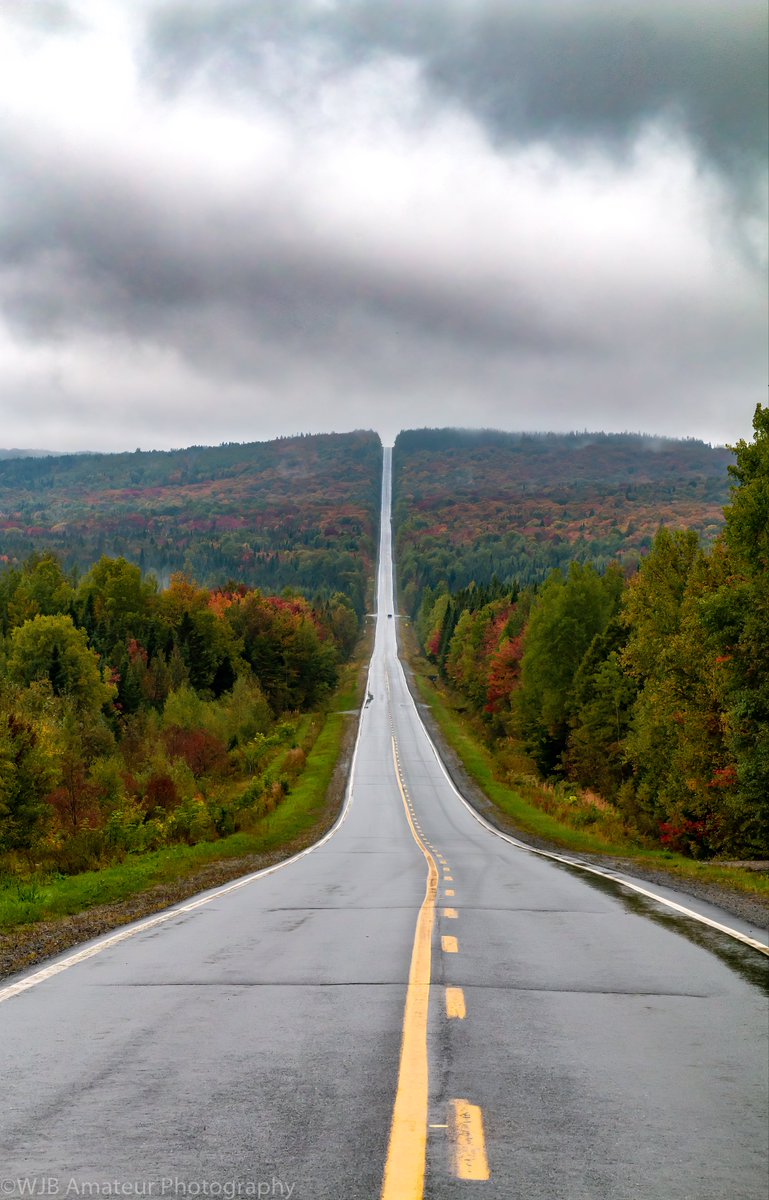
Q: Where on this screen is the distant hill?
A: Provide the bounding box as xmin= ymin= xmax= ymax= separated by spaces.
xmin=0 ymin=448 xmax=56 ymax=459
xmin=392 ymin=428 xmax=732 ymax=611
xmin=0 ymin=432 xmax=382 ymax=613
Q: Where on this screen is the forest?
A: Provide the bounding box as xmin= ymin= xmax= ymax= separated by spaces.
xmin=2 ymin=414 xmax=765 ymax=882
xmin=393 ymin=429 xmax=731 ymax=614
xmin=0 ymin=431 xmax=381 ymax=617
xmin=0 ymin=552 xmax=361 ymax=874
xmin=0 ymin=430 xmax=382 ymax=881
xmin=410 ymin=408 xmax=768 ymax=859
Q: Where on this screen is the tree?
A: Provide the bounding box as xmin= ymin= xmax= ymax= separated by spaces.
xmin=77 ymin=556 xmax=157 ymax=656
xmin=701 ymin=404 xmax=769 ymax=852
xmin=0 ymin=710 xmax=57 ymax=853
xmin=566 ymin=620 xmax=636 ymax=801
xmin=6 ymin=615 xmax=115 ymax=715
xmin=620 ymin=529 xmax=736 ymax=853
xmin=4 ymin=554 xmax=75 ymax=629
xmin=517 ymin=562 xmax=624 ymax=772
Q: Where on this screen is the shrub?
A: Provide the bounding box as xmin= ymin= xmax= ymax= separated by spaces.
xmin=144 ymin=772 xmax=180 ymax=811
xmin=164 ymin=726 xmax=230 ymax=778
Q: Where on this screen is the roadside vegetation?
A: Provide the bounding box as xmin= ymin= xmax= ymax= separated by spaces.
xmin=0 ymin=547 xmax=372 ymax=931
xmin=409 ymin=657 xmax=769 ymax=902
xmin=397 ymin=406 xmax=769 ymax=873
xmin=0 ymin=430 xmax=383 ymax=936
xmin=0 ymin=647 xmax=367 ymax=931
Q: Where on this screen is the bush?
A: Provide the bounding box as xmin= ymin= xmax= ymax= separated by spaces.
xmin=164 ymin=726 xmax=230 ymax=778
xmin=144 ymin=772 xmax=180 ymax=811
xmin=52 ymin=829 xmax=106 ymax=875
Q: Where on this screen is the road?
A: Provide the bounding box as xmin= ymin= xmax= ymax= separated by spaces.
xmin=1 ymin=447 xmax=767 ymax=1200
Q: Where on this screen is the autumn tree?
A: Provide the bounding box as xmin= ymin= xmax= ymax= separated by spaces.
xmin=6 ymin=615 xmax=116 ymax=715
xmin=0 ymin=708 xmax=58 ymax=854
xmin=77 ymin=556 xmax=157 ymax=656
xmin=702 ymin=404 xmax=769 ymax=852
xmin=517 ymin=562 xmax=624 ymax=772
xmin=619 ymin=529 xmax=736 ymax=852
xmin=1 ymin=553 xmax=75 ymax=632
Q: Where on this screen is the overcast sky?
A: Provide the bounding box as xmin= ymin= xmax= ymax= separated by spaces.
xmin=0 ymin=0 xmax=766 ymax=452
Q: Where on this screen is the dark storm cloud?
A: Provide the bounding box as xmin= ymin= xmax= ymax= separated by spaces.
xmin=143 ymin=1 xmax=768 ymax=187
xmin=0 ymin=122 xmax=580 ymax=363
xmin=0 ymin=1 xmax=765 ymax=451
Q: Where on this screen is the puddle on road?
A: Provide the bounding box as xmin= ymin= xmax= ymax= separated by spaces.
xmin=552 ymin=859 xmax=769 ymax=995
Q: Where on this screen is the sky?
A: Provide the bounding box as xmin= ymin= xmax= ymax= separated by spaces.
xmin=0 ymin=0 xmax=766 ymax=453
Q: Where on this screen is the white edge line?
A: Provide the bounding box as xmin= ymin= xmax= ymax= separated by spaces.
xmin=394 ymin=658 xmax=769 ymax=959
xmin=0 ymin=655 xmax=375 ymax=1006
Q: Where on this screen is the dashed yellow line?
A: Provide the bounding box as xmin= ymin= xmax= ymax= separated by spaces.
xmin=449 ymin=1100 xmax=490 ymax=1180
xmin=380 ymin=738 xmax=439 ymax=1200
xmin=445 ymin=889 xmax=455 ymax=897
xmin=442 ymin=935 xmax=459 ymax=954
xmin=443 ymin=908 xmax=458 ymax=919
xmin=445 ymin=987 xmax=466 ymax=1019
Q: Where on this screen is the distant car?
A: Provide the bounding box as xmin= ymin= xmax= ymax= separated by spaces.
xmin=387 ymin=613 xmax=393 ymax=618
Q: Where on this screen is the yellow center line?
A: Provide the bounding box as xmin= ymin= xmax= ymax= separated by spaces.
xmin=449 ymin=1099 xmax=490 ymax=1180
xmin=442 ymin=935 xmax=459 ymax=953
xmin=380 ymin=737 xmax=439 ymax=1200
xmin=445 ymin=889 xmax=455 ymax=897
xmin=443 ymin=908 xmax=458 ymax=919
xmin=445 ymin=987 xmax=466 ymax=1019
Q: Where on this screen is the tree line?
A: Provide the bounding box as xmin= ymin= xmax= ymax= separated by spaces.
xmin=393 ymin=428 xmax=730 ymax=610
xmin=414 ymin=406 xmax=768 ymax=858
xmin=0 ymin=431 xmax=381 ymax=615
xmin=0 ymin=553 xmax=360 ymax=874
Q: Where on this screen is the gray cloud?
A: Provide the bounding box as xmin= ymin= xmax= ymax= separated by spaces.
xmin=144 ymin=1 xmax=768 ymax=185
xmin=0 ymin=0 xmax=765 ymax=452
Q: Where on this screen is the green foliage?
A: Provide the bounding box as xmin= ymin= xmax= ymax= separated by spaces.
xmin=6 ymin=615 xmax=115 ymax=714
xmin=518 ymin=563 xmax=623 ymax=771
xmin=0 ymin=539 xmax=364 ymax=875
xmin=402 ymin=414 xmax=767 ymax=858
xmin=0 ymin=553 xmax=75 ymax=633
xmin=619 ymin=534 xmax=734 ymax=850
xmin=566 ymin=623 xmax=636 ymax=800
xmin=0 ymin=708 xmax=57 ymax=853
xmin=701 ymin=404 xmax=769 ymax=852
xmin=0 ymin=437 xmax=372 ymax=893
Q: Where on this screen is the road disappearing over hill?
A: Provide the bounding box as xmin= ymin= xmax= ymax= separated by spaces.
xmin=1 ymin=447 xmax=767 ymax=1199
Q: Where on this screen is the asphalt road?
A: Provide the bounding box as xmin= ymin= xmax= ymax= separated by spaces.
xmin=1 ymin=448 xmax=767 ymax=1200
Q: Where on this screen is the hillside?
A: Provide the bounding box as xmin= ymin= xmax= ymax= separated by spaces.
xmin=396 ymin=413 xmax=769 ymax=860
xmin=393 ymin=429 xmax=731 ymax=611
xmin=0 ymin=432 xmax=382 ymax=614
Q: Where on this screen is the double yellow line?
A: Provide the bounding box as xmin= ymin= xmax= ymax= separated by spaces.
xmin=381 ymin=738 xmax=438 ymax=1200
xmin=382 ymin=733 xmax=490 ymax=1195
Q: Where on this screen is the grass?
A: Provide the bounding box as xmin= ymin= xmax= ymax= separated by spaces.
xmin=0 ymin=639 xmax=370 ymax=932
xmin=412 ymin=662 xmax=769 ymax=904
